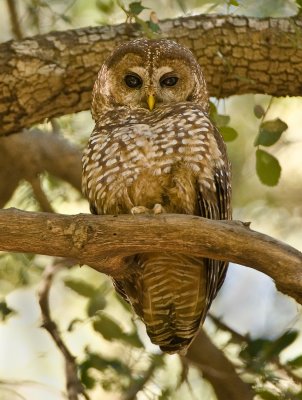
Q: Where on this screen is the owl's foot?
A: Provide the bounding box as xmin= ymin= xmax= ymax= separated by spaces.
xmin=131 ymin=206 xmax=150 ymax=215
xmin=152 ymin=203 xmax=165 ymax=214
xmin=131 ymin=204 xmax=165 ymax=215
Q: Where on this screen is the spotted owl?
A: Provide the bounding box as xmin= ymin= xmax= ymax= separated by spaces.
xmin=82 ymin=39 xmax=231 ymax=355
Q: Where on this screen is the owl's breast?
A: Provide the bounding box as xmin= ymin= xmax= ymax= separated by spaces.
xmin=82 ymin=104 xmax=220 ymax=214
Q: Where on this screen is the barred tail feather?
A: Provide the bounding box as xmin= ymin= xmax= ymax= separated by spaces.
xmin=134 ymin=253 xmax=208 ymax=354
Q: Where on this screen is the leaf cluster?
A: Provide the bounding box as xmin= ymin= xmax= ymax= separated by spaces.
xmin=118 ymin=1 xmax=160 ymax=38
xmin=253 ymin=104 xmax=287 ymax=186
xmin=64 ymin=277 xmax=168 ymax=395
xmin=210 ymin=101 xmax=239 ymax=142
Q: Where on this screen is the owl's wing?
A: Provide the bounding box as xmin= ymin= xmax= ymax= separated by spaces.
xmin=197 ymin=126 xmax=231 ymax=308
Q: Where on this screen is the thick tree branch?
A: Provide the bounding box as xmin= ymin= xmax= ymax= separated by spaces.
xmin=0 ymin=208 xmax=301 ymax=304
xmin=1 ymin=14 xmax=302 ymax=135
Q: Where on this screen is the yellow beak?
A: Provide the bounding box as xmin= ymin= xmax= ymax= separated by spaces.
xmin=147 ymin=94 xmax=155 ymax=111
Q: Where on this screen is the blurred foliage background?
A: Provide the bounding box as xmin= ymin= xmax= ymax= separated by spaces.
xmin=0 ymin=1 xmax=302 ymax=399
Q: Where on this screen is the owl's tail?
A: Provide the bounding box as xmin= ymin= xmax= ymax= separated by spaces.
xmin=136 ymin=252 xmax=208 ymax=354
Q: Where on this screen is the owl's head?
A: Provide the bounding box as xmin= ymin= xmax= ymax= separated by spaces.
xmin=92 ymin=39 xmax=208 ymax=119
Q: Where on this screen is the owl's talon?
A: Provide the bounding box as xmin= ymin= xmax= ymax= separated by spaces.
xmin=131 ymin=206 xmax=150 ymax=215
xmin=153 ymin=204 xmax=165 ymax=214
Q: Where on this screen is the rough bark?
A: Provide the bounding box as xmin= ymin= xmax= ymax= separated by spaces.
xmin=187 ymin=330 xmax=254 ymax=400
xmin=1 ymin=14 xmax=302 ymax=135
xmin=0 ymin=208 xmax=301 ymax=304
xmin=0 ymin=129 xmax=82 ymax=207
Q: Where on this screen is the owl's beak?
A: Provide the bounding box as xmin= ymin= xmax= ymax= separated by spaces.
xmin=147 ymin=94 xmax=155 ymax=111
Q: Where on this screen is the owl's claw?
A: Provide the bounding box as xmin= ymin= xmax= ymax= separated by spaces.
xmin=153 ymin=203 xmax=165 ymax=214
xmin=131 ymin=206 xmax=150 ymax=215
xmin=131 ymin=204 xmax=165 ymax=215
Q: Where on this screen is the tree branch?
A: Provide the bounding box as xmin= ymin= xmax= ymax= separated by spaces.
xmin=121 ymin=360 xmax=157 ymax=400
xmin=1 ymin=14 xmax=302 ymax=135
xmin=29 ymin=176 xmax=55 ymax=213
xmin=0 ymin=208 xmax=301 ymax=304
xmin=0 ymin=129 xmax=82 ymax=207
xmin=6 ymin=0 xmax=23 ymax=40
xmin=38 ymin=260 xmax=89 ymax=400
xmin=209 ymin=314 xmax=302 ymax=388
xmin=187 ymin=330 xmax=254 ymax=400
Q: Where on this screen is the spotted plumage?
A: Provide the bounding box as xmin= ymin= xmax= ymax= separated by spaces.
xmin=82 ymin=39 xmax=231 ymax=354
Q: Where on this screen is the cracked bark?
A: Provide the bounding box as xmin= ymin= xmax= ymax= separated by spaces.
xmin=1 ymin=13 xmax=302 ymax=135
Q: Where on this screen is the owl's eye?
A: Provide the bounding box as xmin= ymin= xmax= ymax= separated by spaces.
xmin=160 ymin=76 xmax=178 ymax=87
xmin=124 ymin=74 xmax=142 ymax=88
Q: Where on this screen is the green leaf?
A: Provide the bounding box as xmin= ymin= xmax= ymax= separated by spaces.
xmin=60 ymin=14 xmax=72 ymax=23
xmin=0 ymin=301 xmax=16 ymax=321
xmin=87 ymin=293 xmax=107 ymax=317
xmin=64 ymin=278 xmax=97 ymax=297
xmin=240 ymin=338 xmax=271 ymax=360
xmin=80 ymin=352 xmax=132 ymax=389
xmin=254 ymin=104 xmax=265 ymax=119
xmin=80 ymin=354 xmax=108 ymax=389
xmin=219 ymin=126 xmax=238 ymax=142
xmin=296 ymin=0 xmax=302 ymax=8
xmin=214 ymin=113 xmax=230 ymax=128
xmin=93 ymin=313 xmax=124 ymax=341
xmin=228 ymin=0 xmax=239 ymax=5
xmin=96 ymin=0 xmax=115 ymax=14
xmin=256 ymin=389 xmax=280 ymax=400
xmin=265 ymin=331 xmax=298 ymax=359
xmin=209 ymin=102 xmax=230 ymax=127
xmin=287 ymin=355 xmax=302 ymax=369
xmin=158 ymin=388 xmax=172 ymax=400
xmin=209 ymin=101 xmax=218 ymax=119
xmin=256 ymin=149 xmax=281 ymax=186
xmin=254 ymin=118 xmax=288 ymax=147
xmin=121 ymin=331 xmax=144 ymax=348
xmin=148 ymin=20 xmax=160 ymax=33
xmin=129 ymin=1 xmax=148 ymax=15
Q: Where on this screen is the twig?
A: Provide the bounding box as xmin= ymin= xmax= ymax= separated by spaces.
xmin=261 ymin=96 xmax=274 ymax=124
xmin=29 ymin=176 xmax=55 ymax=213
xmin=38 ymin=261 xmax=90 ymax=400
xmin=209 ymin=314 xmax=302 ymax=387
xmin=50 ymin=118 xmax=62 ymax=135
xmin=209 ymin=314 xmax=247 ymax=344
xmin=6 ymin=0 xmax=23 ymax=40
xmin=187 ymin=330 xmax=254 ymax=400
xmin=121 ymin=360 xmax=157 ymax=400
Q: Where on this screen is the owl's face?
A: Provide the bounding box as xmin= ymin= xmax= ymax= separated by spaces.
xmin=92 ymin=39 xmax=208 ymax=118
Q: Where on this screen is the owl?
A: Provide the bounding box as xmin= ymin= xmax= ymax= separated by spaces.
xmin=82 ymin=39 xmax=231 ymax=355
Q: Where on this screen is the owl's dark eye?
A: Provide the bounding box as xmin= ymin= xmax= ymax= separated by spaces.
xmin=160 ymin=76 xmax=179 ymax=87
xmin=124 ymin=74 xmax=142 ymax=88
